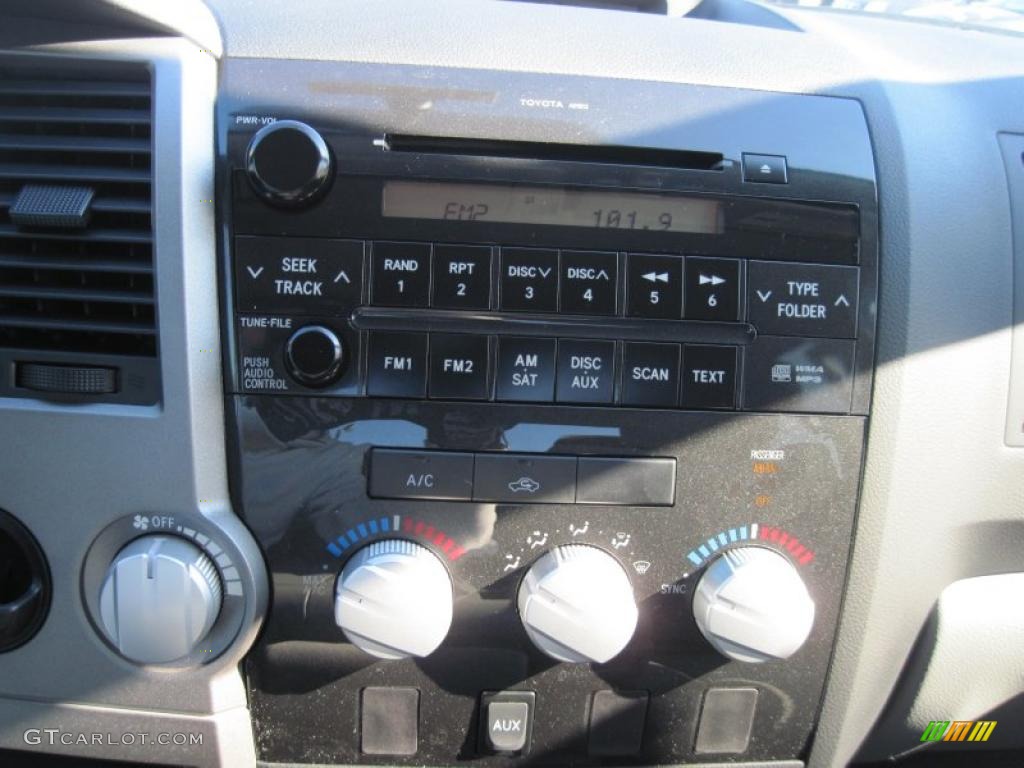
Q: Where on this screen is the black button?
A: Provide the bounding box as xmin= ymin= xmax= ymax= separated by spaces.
xmin=684 ymin=257 xmax=740 ymax=321
xmin=432 ymin=244 xmax=491 ymax=310
xmin=742 ymin=153 xmax=788 ymax=184
xmin=361 ymin=687 xmax=419 ymax=756
xmin=284 ymin=325 xmax=344 ymax=387
xmin=473 ymin=453 xmax=576 ymax=503
xmin=428 ymin=334 xmax=490 ymax=400
xmin=588 ymin=691 xmax=649 ymax=756
xmin=694 ymin=688 xmax=757 ymax=754
xmin=748 ymin=261 xmax=859 ymax=338
xmin=556 ymin=339 xmax=615 ymax=404
xmin=480 ymin=691 xmax=535 ymax=755
xmin=495 ymin=337 xmax=556 ymax=402
xmin=576 ymin=458 xmax=676 ymax=506
xmin=500 ymin=248 xmax=558 ymax=312
xmin=627 ymin=254 xmax=682 ymax=318
xmin=371 ymin=242 xmax=430 ymax=307
xmin=742 ymin=336 xmax=854 ymax=414
xmin=560 ymin=251 xmax=617 ymax=315
xmin=621 ymin=343 xmax=680 ymax=408
xmin=366 ymin=332 xmax=428 ymax=397
xmin=235 ymin=236 xmax=363 ymax=314
xmin=682 ymin=345 xmax=737 ymax=409
xmin=369 ymin=449 xmax=474 ymax=500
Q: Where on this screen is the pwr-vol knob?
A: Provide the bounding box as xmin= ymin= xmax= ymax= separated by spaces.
xmin=335 ymin=539 xmax=453 ymax=659
xmin=693 ymin=546 xmax=815 ymax=663
xmin=98 ymin=535 xmax=222 ymax=664
xmin=518 ymin=545 xmax=637 ymax=663
xmin=245 ymin=120 xmax=333 ymax=207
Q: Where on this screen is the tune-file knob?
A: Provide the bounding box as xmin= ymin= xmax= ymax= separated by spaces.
xmin=692 ymin=546 xmax=815 ymax=663
xmin=334 ymin=539 xmax=453 ymax=659
xmin=517 ymin=544 xmax=638 ymax=663
xmin=98 ymin=535 xmax=222 ymax=664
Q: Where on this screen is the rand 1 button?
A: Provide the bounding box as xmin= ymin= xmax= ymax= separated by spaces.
xmin=495 ymin=337 xmax=557 ymax=402
xmin=748 ymin=261 xmax=859 ymax=338
xmin=621 ymin=342 xmax=680 ymax=408
xmin=371 ymin=241 xmax=431 ymax=307
xmin=556 ymin=339 xmax=615 ymax=404
xmin=235 ymin=236 xmax=363 ymax=314
xmin=627 ymin=253 xmax=683 ymax=319
xmin=500 ymin=248 xmax=559 ymax=312
xmin=560 ymin=250 xmax=617 ymax=315
xmin=684 ymin=257 xmax=740 ymax=321
xmin=742 ymin=335 xmax=855 ymax=414
xmin=366 ymin=331 xmax=428 ymax=398
xmin=428 ymin=334 xmax=490 ymax=400
xmin=369 ymin=449 xmax=474 ymax=501
xmin=473 ymin=453 xmax=576 ymax=503
xmin=682 ymin=345 xmax=737 ymax=409
xmin=432 ymin=244 xmax=491 ymax=310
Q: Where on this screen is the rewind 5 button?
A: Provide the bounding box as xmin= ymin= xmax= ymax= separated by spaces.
xmin=627 ymin=254 xmax=682 ymax=319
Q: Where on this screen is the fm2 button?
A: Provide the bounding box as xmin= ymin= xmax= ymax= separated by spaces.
xmin=748 ymin=261 xmax=859 ymax=338
xmin=429 ymin=334 xmax=490 ymax=400
xmin=235 ymin=236 xmax=363 ymax=314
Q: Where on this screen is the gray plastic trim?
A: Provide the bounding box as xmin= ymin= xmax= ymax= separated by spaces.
xmin=0 ymin=37 xmax=263 ymax=768
xmin=1000 ymin=133 xmax=1024 ymax=447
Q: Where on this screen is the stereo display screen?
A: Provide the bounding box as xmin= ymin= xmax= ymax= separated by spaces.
xmin=382 ymin=180 xmax=724 ymax=234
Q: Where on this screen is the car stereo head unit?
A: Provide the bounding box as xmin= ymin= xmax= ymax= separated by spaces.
xmin=220 ymin=59 xmax=877 ymax=768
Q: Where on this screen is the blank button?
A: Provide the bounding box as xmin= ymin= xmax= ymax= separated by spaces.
xmin=361 ymin=687 xmax=419 ymax=755
xmin=589 ymin=690 xmax=649 ymax=756
xmin=694 ymin=687 xmax=758 ymax=754
xmin=576 ymin=457 xmax=676 ymax=506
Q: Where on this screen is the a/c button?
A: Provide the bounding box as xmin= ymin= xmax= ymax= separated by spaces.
xmin=369 ymin=449 xmax=474 ymax=501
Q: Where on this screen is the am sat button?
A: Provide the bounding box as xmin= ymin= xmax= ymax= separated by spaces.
xmin=369 ymin=449 xmax=473 ymax=501
xmin=748 ymin=261 xmax=859 ymax=338
xmin=495 ymin=337 xmax=556 ymax=402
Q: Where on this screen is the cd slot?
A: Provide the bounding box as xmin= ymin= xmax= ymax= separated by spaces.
xmin=351 ymin=307 xmax=755 ymax=345
xmin=381 ymin=134 xmax=725 ymax=171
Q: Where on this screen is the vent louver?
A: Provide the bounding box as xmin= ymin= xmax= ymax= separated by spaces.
xmin=0 ymin=58 xmax=158 ymax=404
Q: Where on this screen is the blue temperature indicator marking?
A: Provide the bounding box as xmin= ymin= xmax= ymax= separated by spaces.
xmin=728 ymin=528 xmax=738 ymax=542
xmin=368 ymin=519 xmax=379 ymax=535
xmin=327 ymin=542 xmax=342 ymax=557
xmin=687 ymin=551 xmax=703 ymax=566
xmin=706 ymin=537 xmax=719 ymax=552
xmin=698 ymin=544 xmax=710 ymax=558
xmin=380 ymin=517 xmax=390 ymax=532
xmin=739 ymin=525 xmax=749 ymax=540
xmin=346 ymin=529 xmax=358 ymax=544
xmin=718 ymin=533 xmax=728 ymax=547
xmin=357 ymin=523 xmax=368 ymax=539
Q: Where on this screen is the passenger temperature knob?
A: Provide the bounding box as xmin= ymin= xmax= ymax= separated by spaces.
xmin=98 ymin=535 xmax=222 ymax=664
xmin=692 ymin=546 xmax=814 ymax=663
xmin=517 ymin=545 xmax=637 ymax=663
xmin=245 ymin=119 xmax=333 ymax=207
xmin=335 ymin=539 xmax=453 ymax=659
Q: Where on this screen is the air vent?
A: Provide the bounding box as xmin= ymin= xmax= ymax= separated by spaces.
xmin=0 ymin=57 xmax=158 ymax=404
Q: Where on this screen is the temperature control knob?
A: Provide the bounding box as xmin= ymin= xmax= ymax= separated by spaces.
xmin=98 ymin=535 xmax=222 ymax=664
xmin=245 ymin=120 xmax=333 ymax=207
xmin=335 ymin=539 xmax=453 ymax=659
xmin=285 ymin=325 xmax=344 ymax=387
xmin=693 ymin=546 xmax=814 ymax=663
xmin=517 ymin=545 xmax=637 ymax=663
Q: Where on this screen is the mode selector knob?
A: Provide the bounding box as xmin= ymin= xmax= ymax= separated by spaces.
xmin=693 ymin=546 xmax=815 ymax=663
xmin=285 ymin=325 xmax=344 ymax=387
xmin=245 ymin=120 xmax=333 ymax=207
xmin=518 ymin=545 xmax=638 ymax=664
xmin=335 ymin=539 xmax=454 ymax=659
xmin=98 ymin=535 xmax=222 ymax=664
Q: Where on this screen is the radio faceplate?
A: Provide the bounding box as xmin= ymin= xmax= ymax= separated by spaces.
xmin=220 ymin=59 xmax=877 ymax=767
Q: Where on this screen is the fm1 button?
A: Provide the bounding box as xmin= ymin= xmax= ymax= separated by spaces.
xmin=560 ymin=250 xmax=617 ymax=315
xmin=748 ymin=261 xmax=859 ymax=338
xmin=429 ymin=334 xmax=490 ymax=400
xmin=627 ymin=254 xmax=682 ymax=319
xmin=685 ymin=257 xmax=740 ymax=321
xmin=367 ymin=332 xmax=428 ymax=398
xmin=480 ymin=692 xmax=534 ymax=755
xmin=495 ymin=337 xmax=556 ymax=402
xmin=372 ymin=242 xmax=430 ymax=307
xmin=500 ymin=248 xmax=558 ymax=312
xmin=556 ymin=339 xmax=615 ymax=404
